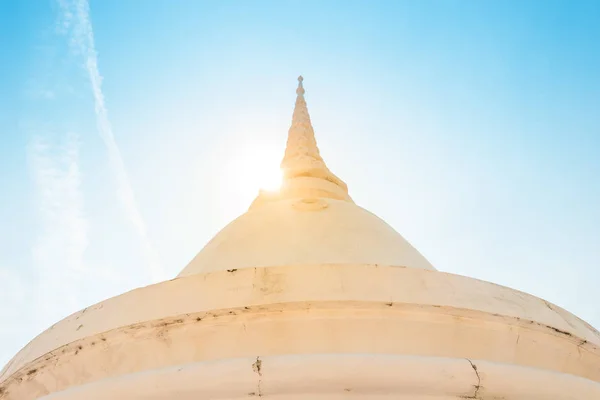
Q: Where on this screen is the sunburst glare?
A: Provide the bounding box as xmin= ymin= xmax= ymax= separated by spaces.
xmin=223 ymin=140 xmax=283 ymax=199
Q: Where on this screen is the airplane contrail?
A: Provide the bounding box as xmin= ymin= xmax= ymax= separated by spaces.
xmin=59 ymin=0 xmax=165 ymax=282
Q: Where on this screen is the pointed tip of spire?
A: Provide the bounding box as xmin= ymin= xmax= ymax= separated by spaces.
xmin=296 ymin=75 xmax=305 ymax=95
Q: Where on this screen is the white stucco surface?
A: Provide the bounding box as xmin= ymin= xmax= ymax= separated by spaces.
xmin=181 ymin=199 xmax=435 ymax=276
xmin=1 ymin=265 xmax=599 ymax=399
xmin=39 ymin=355 xmax=600 ymax=400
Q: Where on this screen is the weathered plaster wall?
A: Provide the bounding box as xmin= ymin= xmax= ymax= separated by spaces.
xmin=2 ymin=265 xmax=599 ymax=399
xmin=40 ymin=355 xmax=600 ymax=400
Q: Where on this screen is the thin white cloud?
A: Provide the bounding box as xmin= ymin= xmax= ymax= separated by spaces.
xmin=28 ymin=132 xmax=87 ymax=327
xmin=58 ymin=0 xmax=165 ymax=282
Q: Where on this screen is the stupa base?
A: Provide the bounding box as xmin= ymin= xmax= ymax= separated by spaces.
xmin=42 ymin=354 xmax=600 ymax=400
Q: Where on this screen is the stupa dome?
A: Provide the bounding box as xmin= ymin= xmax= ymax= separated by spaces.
xmin=180 ymin=198 xmax=435 ymax=276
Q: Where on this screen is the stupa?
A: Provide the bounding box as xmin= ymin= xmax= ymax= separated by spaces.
xmin=1 ymin=77 xmax=599 ymax=399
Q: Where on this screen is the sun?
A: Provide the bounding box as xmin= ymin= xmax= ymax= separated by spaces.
xmin=224 ymin=140 xmax=283 ymax=198
xmin=246 ymin=153 xmax=283 ymax=192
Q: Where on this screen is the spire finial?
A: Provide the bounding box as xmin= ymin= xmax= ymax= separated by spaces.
xmin=296 ymin=75 xmax=305 ymax=95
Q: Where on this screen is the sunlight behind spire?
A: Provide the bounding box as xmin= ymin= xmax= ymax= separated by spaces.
xmin=225 ymin=139 xmax=283 ymax=197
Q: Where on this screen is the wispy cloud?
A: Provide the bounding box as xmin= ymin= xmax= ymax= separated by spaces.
xmin=28 ymin=131 xmax=87 ymax=326
xmin=57 ymin=0 xmax=165 ymax=282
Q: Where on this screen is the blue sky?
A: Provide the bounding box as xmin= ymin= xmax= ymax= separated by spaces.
xmin=0 ymin=0 xmax=599 ymax=366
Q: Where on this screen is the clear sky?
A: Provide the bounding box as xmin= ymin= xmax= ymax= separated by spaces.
xmin=1 ymin=0 xmax=599 ymax=367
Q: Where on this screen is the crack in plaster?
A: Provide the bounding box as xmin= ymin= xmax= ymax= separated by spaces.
xmin=464 ymin=358 xmax=481 ymax=399
xmin=250 ymin=357 xmax=263 ymax=397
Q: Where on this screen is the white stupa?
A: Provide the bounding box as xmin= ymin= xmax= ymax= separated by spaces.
xmin=1 ymin=77 xmax=599 ymax=400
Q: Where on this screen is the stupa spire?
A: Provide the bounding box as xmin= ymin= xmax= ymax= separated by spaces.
xmin=280 ymin=76 xmax=348 ymax=192
xmin=249 ymin=76 xmax=351 ymax=209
